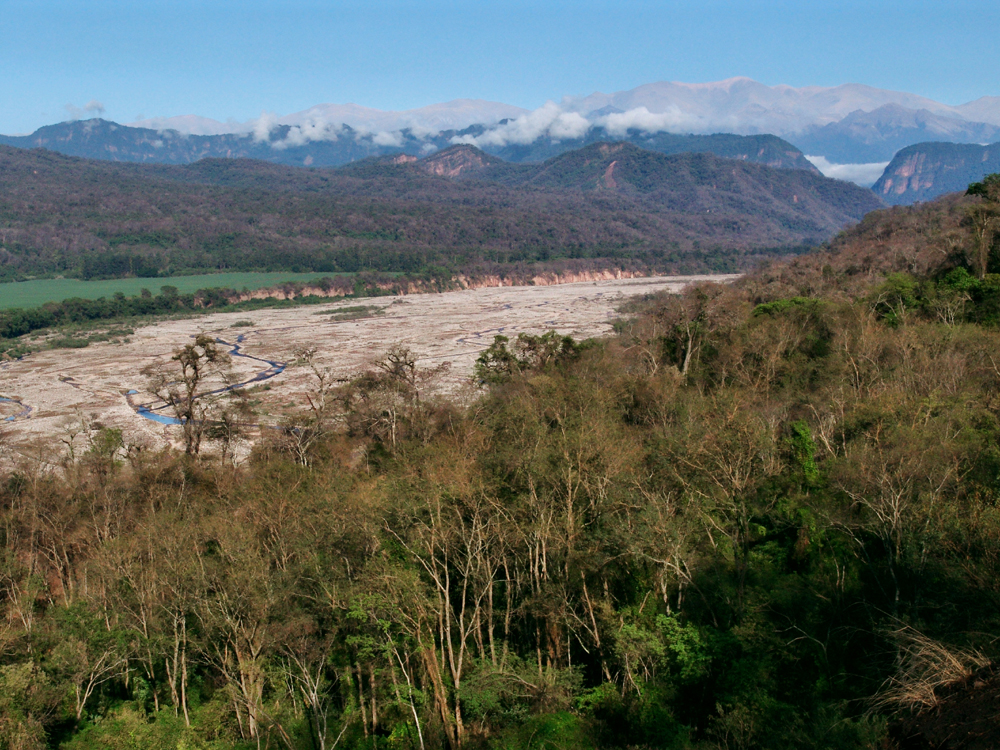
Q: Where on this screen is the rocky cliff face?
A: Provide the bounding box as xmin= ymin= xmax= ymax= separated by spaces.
xmin=228 ymin=267 xmax=664 ymax=305
xmin=872 ymin=141 xmax=1000 ymax=205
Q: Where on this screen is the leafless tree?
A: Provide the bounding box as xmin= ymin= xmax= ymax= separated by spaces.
xmin=144 ymin=334 xmax=231 ymax=456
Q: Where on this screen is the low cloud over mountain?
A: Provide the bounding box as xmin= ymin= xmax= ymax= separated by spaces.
xmin=114 ymin=78 xmax=1000 ymax=177
xmin=131 ymin=99 xmax=529 ymax=152
xmin=65 ymin=100 xmax=106 ymax=120
xmin=11 ymin=79 xmax=1000 ymax=195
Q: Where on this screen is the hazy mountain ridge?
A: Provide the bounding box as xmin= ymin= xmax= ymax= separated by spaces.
xmin=792 ymin=104 xmax=1000 ymax=163
xmin=8 ymin=78 xmax=998 ymax=181
xmin=564 ymin=78 xmax=1000 ymax=130
xmin=130 ymin=98 xmax=529 ymax=137
xmin=0 ymin=118 xmax=409 ymax=166
xmin=0 ymin=118 xmax=817 ymax=172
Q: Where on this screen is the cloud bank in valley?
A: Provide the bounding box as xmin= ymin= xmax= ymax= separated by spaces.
xmin=805 ymin=156 xmax=890 ymax=187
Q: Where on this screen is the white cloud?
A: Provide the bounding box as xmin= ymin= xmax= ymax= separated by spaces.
xmin=805 ymin=155 xmax=890 ymax=187
xmin=275 ymin=117 xmax=342 ymax=149
xmin=454 ymin=101 xmax=591 ymax=148
xmin=398 ymin=121 xmax=437 ymax=140
xmin=259 ymin=115 xmax=430 ymax=150
xmin=548 ymin=110 xmax=590 ymax=140
xmin=447 ymin=100 xmax=741 ymax=149
xmin=65 ymin=99 xmax=106 ymax=120
xmin=252 ymin=111 xmax=280 ymax=143
xmin=595 ymin=106 xmax=731 ymax=136
xmin=371 ymin=130 xmax=404 ymax=147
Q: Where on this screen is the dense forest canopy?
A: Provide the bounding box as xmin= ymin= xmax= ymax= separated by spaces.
xmin=1 ymin=181 xmax=999 ymax=749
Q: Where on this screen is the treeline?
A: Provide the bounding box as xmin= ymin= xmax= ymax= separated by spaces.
xmin=0 ymin=278 xmax=364 ymax=343
xmin=0 ymin=286 xmax=204 ymax=339
xmin=1 ymin=182 xmax=999 ymax=749
xmin=0 ymin=254 xmax=746 ymax=349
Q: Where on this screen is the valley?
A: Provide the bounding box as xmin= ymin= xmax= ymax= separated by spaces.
xmin=0 ymin=274 xmax=731 ymax=463
xmin=0 ymin=141 xmax=881 ymax=282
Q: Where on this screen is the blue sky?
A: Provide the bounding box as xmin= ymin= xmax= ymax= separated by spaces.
xmin=2 ymin=0 xmax=998 ymax=134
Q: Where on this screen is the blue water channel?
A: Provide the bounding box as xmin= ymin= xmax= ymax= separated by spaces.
xmin=0 ymin=396 xmax=32 ymax=422
xmin=129 ymin=335 xmax=287 ymax=426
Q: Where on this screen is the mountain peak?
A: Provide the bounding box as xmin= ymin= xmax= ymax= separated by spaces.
xmin=419 ymin=144 xmax=502 ymax=177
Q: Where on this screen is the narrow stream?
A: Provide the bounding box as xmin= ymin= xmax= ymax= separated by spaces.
xmin=128 ymin=335 xmax=287 ymax=425
xmin=0 ymin=396 xmax=32 ymax=422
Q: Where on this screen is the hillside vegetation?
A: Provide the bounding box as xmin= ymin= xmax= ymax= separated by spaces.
xmin=457 ymin=143 xmax=875 ymax=225
xmin=0 ymin=178 xmax=998 ymax=749
xmin=0 ymin=142 xmax=881 ymax=283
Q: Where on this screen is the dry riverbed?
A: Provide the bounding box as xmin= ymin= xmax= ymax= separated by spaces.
xmin=0 ymin=275 xmax=734 ymax=465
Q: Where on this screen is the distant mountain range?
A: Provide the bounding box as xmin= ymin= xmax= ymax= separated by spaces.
xmin=6 ymin=117 xmax=998 ymax=208
xmin=562 ymin=78 xmax=1000 ymax=131
xmin=115 ymin=77 xmax=1000 ymax=167
xmin=792 ymin=105 xmax=1000 ymax=164
xmin=0 ymin=139 xmax=881 ymax=282
xmin=0 ymin=118 xmax=817 ymax=173
xmin=3 ymin=77 xmax=999 ymax=205
xmin=131 ymin=99 xmax=530 ymax=137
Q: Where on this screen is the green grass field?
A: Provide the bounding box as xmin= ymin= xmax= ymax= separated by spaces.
xmin=0 ymin=272 xmax=345 ymax=310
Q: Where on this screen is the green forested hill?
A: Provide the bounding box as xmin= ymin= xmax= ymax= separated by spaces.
xmin=464 ymin=142 xmax=880 ymax=221
xmin=0 ymin=142 xmax=880 ymax=282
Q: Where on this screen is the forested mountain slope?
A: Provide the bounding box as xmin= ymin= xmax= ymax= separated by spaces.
xmin=467 ymin=128 xmax=819 ymax=171
xmin=456 ymin=142 xmax=878 ymax=225
xmin=745 ymin=187 xmax=993 ymax=304
xmin=0 ymin=142 xmax=881 ymax=281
